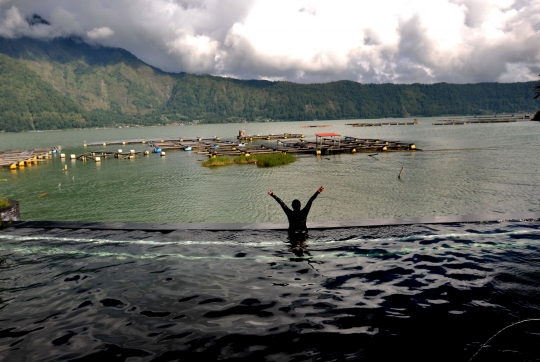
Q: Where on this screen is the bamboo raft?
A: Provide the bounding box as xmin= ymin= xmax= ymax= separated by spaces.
xmin=347 ymin=119 xmax=419 ymax=127
xmin=84 ymin=136 xmax=221 ymax=147
xmin=237 ymin=130 xmax=304 ymax=141
xmin=300 ymin=124 xmax=332 ymax=128
xmin=432 ymin=119 xmax=517 ymax=125
xmin=432 ymin=114 xmax=529 ymax=126
xmin=0 ymin=148 xmax=55 ymax=169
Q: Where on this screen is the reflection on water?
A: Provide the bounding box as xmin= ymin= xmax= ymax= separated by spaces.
xmin=1 ymin=220 xmax=540 ymax=361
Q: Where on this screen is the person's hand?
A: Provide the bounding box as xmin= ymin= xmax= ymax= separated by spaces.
xmin=268 ymin=190 xmax=273 ymax=195
xmin=318 ymin=186 xmax=325 ymax=193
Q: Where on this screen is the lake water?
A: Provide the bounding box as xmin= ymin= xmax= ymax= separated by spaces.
xmin=1 ymin=117 xmax=539 ymax=223
xmin=2 ymin=117 xmax=540 ymax=361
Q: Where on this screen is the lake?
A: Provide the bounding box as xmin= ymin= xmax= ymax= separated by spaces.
xmin=1 ymin=117 xmax=539 ymax=223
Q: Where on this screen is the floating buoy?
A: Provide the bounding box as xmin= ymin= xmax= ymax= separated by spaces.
xmin=10 ymin=163 xmax=16 ymax=169
xmin=160 ymin=152 xmax=166 ymax=156
xmin=130 ymin=150 xmax=135 ymax=154
xmin=18 ymin=161 xmax=24 ymax=167
xmin=63 ymin=165 xmax=68 ymax=171
xmin=122 ymin=142 xmax=126 ymax=145
xmin=352 ymin=148 xmax=356 ymax=153
xmin=382 ymin=146 xmax=388 ymax=151
xmin=95 ymin=157 xmax=101 ymax=162
xmin=410 ymin=144 xmax=416 ymax=149
xmin=60 ymin=153 xmax=66 ymax=158
xmin=144 ymin=150 xmax=149 ymax=155
xmin=118 ymin=149 xmax=122 ymax=153
xmin=316 ymin=150 xmax=321 ymax=155
xmin=70 ymin=154 xmax=76 ymax=160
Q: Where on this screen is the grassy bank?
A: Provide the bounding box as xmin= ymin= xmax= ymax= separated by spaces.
xmin=202 ymin=153 xmax=296 ymax=167
xmin=0 ymin=197 xmax=9 ymax=208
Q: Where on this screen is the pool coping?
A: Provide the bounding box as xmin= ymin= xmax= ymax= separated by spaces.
xmin=5 ymin=212 xmax=540 ymax=231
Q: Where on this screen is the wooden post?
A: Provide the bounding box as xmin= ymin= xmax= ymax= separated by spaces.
xmin=398 ymin=166 xmax=404 ymax=179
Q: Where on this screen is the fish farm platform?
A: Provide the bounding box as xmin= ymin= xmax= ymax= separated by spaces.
xmin=0 ymin=148 xmax=57 ymax=169
xmin=347 ymin=119 xmax=419 ymax=127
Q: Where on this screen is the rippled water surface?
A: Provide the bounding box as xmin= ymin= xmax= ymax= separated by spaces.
xmin=1 ymin=118 xmax=540 ymax=223
xmin=1 ymin=220 xmax=540 ymax=361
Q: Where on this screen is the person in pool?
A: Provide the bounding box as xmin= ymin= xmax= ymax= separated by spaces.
xmin=268 ymin=186 xmax=325 ymax=237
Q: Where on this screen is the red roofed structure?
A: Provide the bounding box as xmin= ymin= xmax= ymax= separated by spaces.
xmin=315 ymin=132 xmax=340 ymax=152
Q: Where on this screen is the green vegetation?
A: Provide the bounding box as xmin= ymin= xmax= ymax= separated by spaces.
xmin=534 ymin=74 xmax=540 ymax=99
xmin=0 ymin=36 xmax=539 ymax=132
xmin=202 ymin=156 xmax=235 ymax=167
xmin=202 ymin=153 xmax=296 ymax=167
xmin=0 ymin=197 xmax=10 ymax=208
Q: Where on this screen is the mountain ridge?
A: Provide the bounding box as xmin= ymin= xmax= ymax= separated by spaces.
xmin=0 ymin=36 xmax=538 ymax=131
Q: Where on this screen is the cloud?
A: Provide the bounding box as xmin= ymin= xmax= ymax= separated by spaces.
xmin=0 ymin=0 xmax=539 ymax=84
xmin=87 ymin=27 xmax=114 ymax=40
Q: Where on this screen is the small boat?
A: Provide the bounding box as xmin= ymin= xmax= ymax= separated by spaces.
xmin=238 ymin=143 xmax=246 ymax=147
xmin=184 ymin=146 xmax=192 ymax=151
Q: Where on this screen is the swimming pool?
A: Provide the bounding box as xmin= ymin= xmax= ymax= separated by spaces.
xmin=1 ymin=217 xmax=540 ymax=361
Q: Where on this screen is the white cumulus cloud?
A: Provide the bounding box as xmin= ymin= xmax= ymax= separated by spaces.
xmin=87 ymin=26 xmax=114 ymax=39
xmin=0 ymin=0 xmax=539 ymax=84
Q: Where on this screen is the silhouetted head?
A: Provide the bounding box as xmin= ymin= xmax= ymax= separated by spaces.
xmin=292 ymin=199 xmax=301 ymax=211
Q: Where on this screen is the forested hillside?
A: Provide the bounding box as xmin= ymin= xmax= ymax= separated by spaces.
xmin=0 ymin=36 xmax=538 ymax=131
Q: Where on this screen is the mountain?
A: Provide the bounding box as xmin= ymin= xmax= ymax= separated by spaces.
xmin=0 ymin=36 xmax=538 ymax=131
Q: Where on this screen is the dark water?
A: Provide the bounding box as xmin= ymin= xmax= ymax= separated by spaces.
xmin=1 ymin=220 xmax=540 ymax=361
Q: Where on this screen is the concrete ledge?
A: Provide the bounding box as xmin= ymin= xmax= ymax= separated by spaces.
xmin=0 ymin=200 xmax=20 ymax=227
xmin=7 ymin=212 xmax=540 ymax=232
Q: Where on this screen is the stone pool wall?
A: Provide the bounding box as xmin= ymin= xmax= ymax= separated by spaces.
xmin=0 ymin=200 xmax=20 ymax=226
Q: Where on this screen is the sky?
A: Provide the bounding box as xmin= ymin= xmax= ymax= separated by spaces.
xmin=0 ymin=0 xmax=539 ymax=84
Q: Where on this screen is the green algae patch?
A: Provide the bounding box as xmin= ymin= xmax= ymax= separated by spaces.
xmin=0 ymin=197 xmax=9 ymax=208
xmin=202 ymin=153 xmax=296 ymax=167
xmin=202 ymin=156 xmax=235 ymax=167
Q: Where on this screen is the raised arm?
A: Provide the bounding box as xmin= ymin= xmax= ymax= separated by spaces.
xmin=302 ymin=186 xmax=324 ymax=213
xmin=268 ymin=190 xmax=290 ymax=212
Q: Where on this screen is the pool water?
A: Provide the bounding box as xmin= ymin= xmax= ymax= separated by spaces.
xmin=1 ymin=220 xmax=540 ymax=361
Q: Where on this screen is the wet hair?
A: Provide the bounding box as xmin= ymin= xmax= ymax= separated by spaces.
xmin=292 ymin=199 xmax=301 ymax=211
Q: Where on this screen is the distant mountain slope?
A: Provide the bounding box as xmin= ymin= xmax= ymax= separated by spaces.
xmin=166 ymin=75 xmax=538 ymax=122
xmin=0 ymin=36 xmax=538 ymax=131
xmin=0 ymin=53 xmax=85 ymax=132
xmin=0 ymin=37 xmax=174 ymax=115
